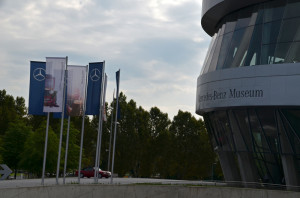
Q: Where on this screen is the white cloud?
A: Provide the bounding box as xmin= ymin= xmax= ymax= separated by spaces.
xmin=0 ymin=0 xmax=210 ymax=119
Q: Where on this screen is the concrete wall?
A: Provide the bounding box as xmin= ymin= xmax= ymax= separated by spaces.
xmin=1 ymin=185 xmax=299 ymax=198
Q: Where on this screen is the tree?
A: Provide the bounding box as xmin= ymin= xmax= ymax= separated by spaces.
xmin=2 ymin=121 xmax=32 ymax=178
xmin=19 ymin=122 xmax=59 ymax=176
xmin=0 ymin=136 xmax=3 ymax=163
xmin=133 ymin=106 xmax=151 ymax=177
xmin=0 ymin=90 xmax=18 ymax=135
xmin=61 ymin=120 xmax=80 ymax=172
xmin=149 ymin=107 xmax=172 ymax=178
xmin=15 ymin=96 xmax=27 ymax=117
xmin=114 ymin=95 xmax=139 ymax=177
xmin=169 ymin=110 xmax=216 ymax=179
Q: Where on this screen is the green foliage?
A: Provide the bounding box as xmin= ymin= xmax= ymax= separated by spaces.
xmin=61 ymin=120 xmax=80 ymax=171
xmin=110 ymin=94 xmax=216 ymax=180
xmin=0 ymin=90 xmax=26 ymax=135
xmin=0 ymin=89 xmax=219 ymax=180
xmin=169 ymin=110 xmax=216 ymax=179
xmin=19 ymin=122 xmax=59 ymax=176
xmin=0 ymin=136 xmax=3 ymax=163
xmin=2 ymin=121 xmax=32 ymax=172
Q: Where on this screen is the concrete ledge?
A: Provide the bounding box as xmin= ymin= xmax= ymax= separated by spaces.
xmin=0 ymin=185 xmax=299 ymax=198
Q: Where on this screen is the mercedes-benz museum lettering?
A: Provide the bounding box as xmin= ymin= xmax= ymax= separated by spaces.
xmin=196 ymin=0 xmax=300 ymax=188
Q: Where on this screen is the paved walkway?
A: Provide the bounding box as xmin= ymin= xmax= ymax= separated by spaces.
xmin=0 ymin=177 xmax=217 ymax=189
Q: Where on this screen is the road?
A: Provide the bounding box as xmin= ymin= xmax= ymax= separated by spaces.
xmin=0 ymin=177 xmax=219 ymax=189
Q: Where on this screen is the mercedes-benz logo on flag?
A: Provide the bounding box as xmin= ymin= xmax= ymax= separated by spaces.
xmin=90 ymin=68 xmax=101 ymax=81
xmin=33 ymin=68 xmax=46 ymax=81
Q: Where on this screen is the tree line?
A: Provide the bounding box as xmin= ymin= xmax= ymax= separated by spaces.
xmin=0 ymin=89 xmax=221 ymax=180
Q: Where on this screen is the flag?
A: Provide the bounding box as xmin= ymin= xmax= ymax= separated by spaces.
xmin=116 ymin=70 xmax=121 ymax=120
xmin=53 ymin=92 xmax=68 ymax=119
xmin=85 ymin=62 xmax=104 ymax=115
xmin=28 ymin=61 xmax=46 ymax=115
xmin=116 ymin=70 xmax=120 ymax=94
xmin=43 ymin=57 xmax=67 ymax=112
xmin=66 ymin=65 xmax=87 ymax=116
xmin=102 ymin=74 xmax=108 ymax=121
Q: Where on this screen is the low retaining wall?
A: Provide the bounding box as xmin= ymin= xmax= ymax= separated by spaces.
xmin=1 ymin=185 xmax=299 ymax=198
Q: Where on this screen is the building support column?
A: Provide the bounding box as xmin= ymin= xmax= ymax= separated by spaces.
xmin=236 ymin=152 xmax=260 ymax=187
xmin=281 ymin=154 xmax=300 ymax=190
xmin=217 ymin=150 xmax=241 ymax=184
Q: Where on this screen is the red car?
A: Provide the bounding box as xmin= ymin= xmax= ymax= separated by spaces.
xmin=75 ymin=167 xmax=111 ymax=178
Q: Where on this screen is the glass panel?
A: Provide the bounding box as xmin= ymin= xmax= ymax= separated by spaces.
xmin=280 ymin=109 xmax=300 ymax=155
xmin=295 ymin=26 xmax=300 ymax=42
xmin=284 ymin=0 xmax=300 ymax=19
xmin=208 ymin=35 xmax=224 ymax=72
xmin=205 ymin=114 xmax=219 ymax=148
xmin=274 ymin=42 xmax=292 ymax=63
xmin=257 ymin=109 xmax=281 ymax=154
xmin=244 ymin=24 xmax=263 ymax=66
xmin=263 ymin=0 xmax=286 ymax=23
xmin=209 ymin=112 xmax=233 ymax=151
xmin=255 ymin=4 xmax=265 ymax=24
xmin=231 ymin=26 xmax=255 ymax=67
xmin=215 ymin=111 xmax=235 ymax=151
xmin=248 ymin=109 xmax=270 ymax=153
xmin=281 ymin=109 xmax=300 ymax=140
xmin=285 ymin=41 xmax=300 ymax=63
xmin=235 ymin=6 xmax=253 ymax=30
xmin=232 ymin=109 xmax=254 ymax=152
xmin=278 ymin=18 xmax=300 ymax=43
xmin=261 ymin=44 xmax=276 ymax=64
xmin=223 ymin=28 xmax=247 ymax=69
xmin=262 ymin=21 xmax=281 ymax=44
xmin=249 ymin=5 xmax=259 ymax=26
xmin=224 ymin=13 xmax=238 ymax=34
xmin=216 ymin=32 xmax=234 ymax=70
xmin=201 ymin=34 xmax=217 ymax=74
xmin=203 ymin=34 xmax=218 ymax=74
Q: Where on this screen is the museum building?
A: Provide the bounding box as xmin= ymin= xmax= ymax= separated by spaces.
xmin=196 ymin=0 xmax=300 ymax=188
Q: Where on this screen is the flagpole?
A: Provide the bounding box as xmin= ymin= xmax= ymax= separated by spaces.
xmin=56 ymin=56 xmax=68 ymax=185
xmin=78 ymin=65 xmax=88 ymax=184
xmin=63 ymin=116 xmax=71 ymax=184
xmin=107 ymin=90 xmax=115 ymax=171
xmin=94 ymin=61 xmax=105 ymax=183
xmin=96 ymin=73 xmax=107 ymax=181
xmin=111 ymin=69 xmax=120 ymax=184
xmin=42 ymin=112 xmax=50 ymax=185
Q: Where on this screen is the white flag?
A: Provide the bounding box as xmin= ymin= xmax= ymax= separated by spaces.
xmin=43 ymin=57 xmax=66 ymax=112
xmin=66 ymin=65 xmax=87 ymax=116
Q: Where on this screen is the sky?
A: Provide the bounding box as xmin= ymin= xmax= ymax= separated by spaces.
xmin=0 ymin=0 xmax=211 ymax=120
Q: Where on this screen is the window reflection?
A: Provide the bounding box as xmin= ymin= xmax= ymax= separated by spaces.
xmin=286 ymin=42 xmax=300 ymax=63
xmin=284 ymin=0 xmax=300 ymax=19
xmin=201 ymin=0 xmax=300 ymax=75
xmin=262 ymin=21 xmax=281 ymax=44
xmin=204 ymin=107 xmax=299 ymax=185
xmin=278 ymin=18 xmax=300 ymax=43
xmin=263 ymin=0 xmax=286 ymax=23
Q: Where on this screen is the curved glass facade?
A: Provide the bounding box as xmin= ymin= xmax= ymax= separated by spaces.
xmin=204 ymin=107 xmax=300 ymax=185
xmin=201 ymin=0 xmax=300 ymax=74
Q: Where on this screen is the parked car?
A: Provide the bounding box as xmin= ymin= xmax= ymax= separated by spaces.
xmin=75 ymin=167 xmax=111 ymax=178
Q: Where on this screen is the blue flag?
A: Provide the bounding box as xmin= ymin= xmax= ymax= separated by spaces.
xmin=116 ymin=70 xmax=120 ymax=94
xmin=116 ymin=70 xmax=121 ymax=120
xmin=28 ymin=61 xmax=47 ymax=115
xmin=85 ymin=62 xmax=104 ymax=115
